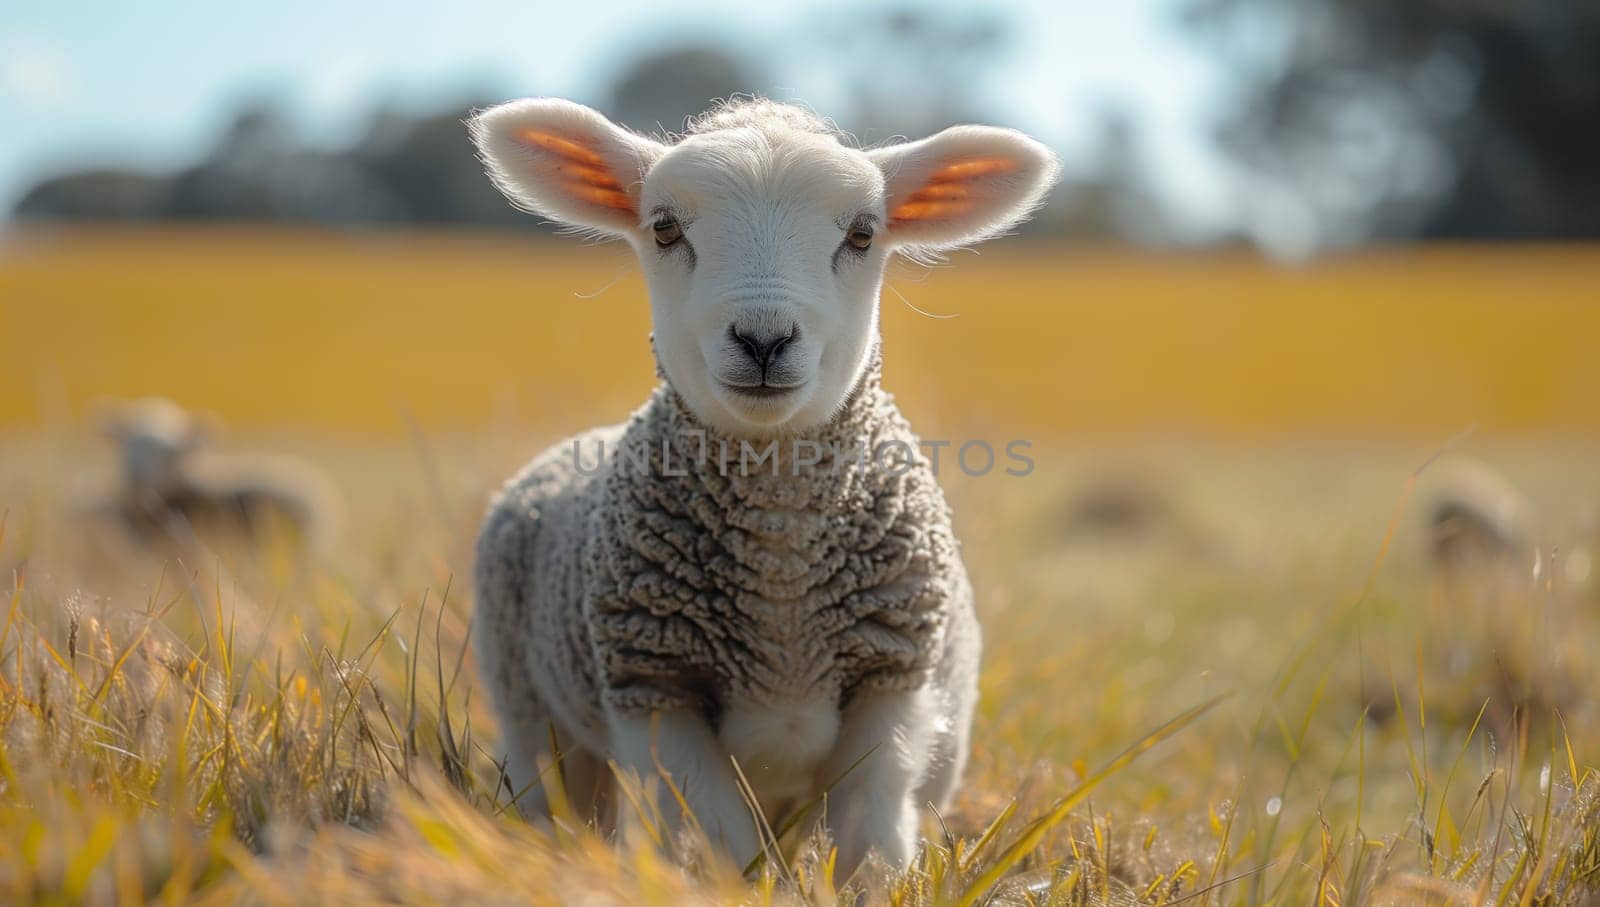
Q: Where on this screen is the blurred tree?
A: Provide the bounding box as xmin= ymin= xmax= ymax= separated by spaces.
xmin=13 ymin=99 xmax=503 ymax=228
xmin=1052 ymin=109 xmax=1168 ymax=243
xmin=811 ymin=6 xmax=1012 ymax=143
xmin=165 ymin=104 xmax=291 ymax=220
xmin=606 ymin=46 xmax=766 ymax=134
xmin=13 ymin=170 xmax=173 ymax=221
xmin=1188 ymin=0 xmax=1600 ymax=248
xmin=358 ymin=103 xmax=526 ymax=226
xmin=167 ymin=103 xmax=406 ymax=224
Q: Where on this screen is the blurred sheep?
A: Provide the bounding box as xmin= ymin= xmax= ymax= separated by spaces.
xmin=1569 ymin=500 xmax=1597 ymax=597
xmin=1425 ymin=456 xmax=1534 ymax=575
xmin=1058 ymin=470 xmax=1178 ymax=541
xmin=87 ymin=397 xmax=339 ymax=556
xmin=1054 ymin=467 xmax=1219 ymax=559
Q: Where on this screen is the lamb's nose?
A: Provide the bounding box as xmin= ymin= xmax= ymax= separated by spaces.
xmin=730 ymin=324 xmax=797 ymax=371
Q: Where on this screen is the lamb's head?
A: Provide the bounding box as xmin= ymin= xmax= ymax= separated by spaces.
xmin=472 ymin=97 xmax=1058 ymax=436
xmin=95 ymin=397 xmax=210 ymax=495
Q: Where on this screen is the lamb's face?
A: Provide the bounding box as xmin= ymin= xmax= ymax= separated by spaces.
xmin=633 ymin=130 xmax=888 ymax=433
xmin=473 ymin=98 xmax=1058 ymax=436
xmin=97 ymin=398 xmax=207 ymax=494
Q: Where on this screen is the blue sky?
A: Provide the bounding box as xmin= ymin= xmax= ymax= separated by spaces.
xmin=0 ymin=0 xmax=1237 ymax=235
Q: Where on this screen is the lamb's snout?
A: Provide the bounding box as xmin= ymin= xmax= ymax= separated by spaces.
xmin=722 ymin=316 xmax=803 ymax=391
xmin=728 ymin=323 xmax=797 ymax=375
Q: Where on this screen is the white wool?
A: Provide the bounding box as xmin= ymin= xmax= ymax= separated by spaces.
xmin=470 ymin=96 xmax=1054 ymax=876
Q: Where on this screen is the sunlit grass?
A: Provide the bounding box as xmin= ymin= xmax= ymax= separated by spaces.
xmin=1 ymin=229 xmax=1598 ymax=903
xmin=1 ymin=431 xmax=1597 ymax=904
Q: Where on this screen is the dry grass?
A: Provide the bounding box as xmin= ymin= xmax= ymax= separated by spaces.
xmin=1 ymin=228 xmax=1599 ymax=904
xmin=2 ymin=434 xmax=1596 ymax=905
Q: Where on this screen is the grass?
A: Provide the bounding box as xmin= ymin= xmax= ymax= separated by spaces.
xmin=1 ymin=228 xmax=1599 ymax=903
xmin=2 ymin=433 xmax=1596 ymax=905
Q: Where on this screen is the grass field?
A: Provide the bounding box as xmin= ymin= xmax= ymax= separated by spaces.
xmin=1 ymin=228 xmax=1599 ymax=904
xmin=3 ymin=228 xmax=1599 ymax=438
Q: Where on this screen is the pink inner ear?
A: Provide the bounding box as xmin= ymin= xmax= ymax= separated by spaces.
xmin=513 ymin=127 xmax=637 ymax=216
xmin=889 ymin=157 xmax=1019 ymax=227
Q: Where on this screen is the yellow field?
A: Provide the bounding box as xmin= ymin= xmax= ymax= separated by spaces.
xmin=2 ymin=228 xmax=1599 ymax=904
xmin=2 ymin=228 xmax=1597 ymax=439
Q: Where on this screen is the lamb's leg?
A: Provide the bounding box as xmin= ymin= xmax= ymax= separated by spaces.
xmin=492 ymin=690 xmax=556 ymax=820
xmin=820 ymin=687 xmax=935 ymax=879
xmin=915 ymin=677 xmax=977 ymax=814
xmin=492 ymin=698 xmax=613 ymax=825
xmin=913 ymin=695 xmax=971 ymax=815
xmin=561 ymin=747 xmax=615 ymax=828
xmin=474 ymin=545 xmax=553 ymax=820
xmin=608 ymin=708 xmax=762 ymax=866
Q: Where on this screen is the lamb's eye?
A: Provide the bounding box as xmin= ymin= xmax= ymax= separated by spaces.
xmin=846 ymin=225 xmax=874 ymax=251
xmin=653 ymin=217 xmax=683 ymax=247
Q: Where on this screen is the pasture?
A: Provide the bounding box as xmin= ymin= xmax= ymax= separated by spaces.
xmin=1 ymin=228 xmax=1598 ymax=904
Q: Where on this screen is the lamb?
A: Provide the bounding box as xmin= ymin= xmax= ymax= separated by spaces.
xmin=470 ymin=96 xmax=1057 ymax=876
xmin=1425 ymin=456 xmax=1534 ymax=574
xmin=91 ymin=397 xmax=336 ymax=555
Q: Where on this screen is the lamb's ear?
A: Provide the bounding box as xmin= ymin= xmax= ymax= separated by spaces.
xmin=470 ymin=98 xmax=667 ymax=236
xmin=869 ymin=125 xmax=1058 ymax=253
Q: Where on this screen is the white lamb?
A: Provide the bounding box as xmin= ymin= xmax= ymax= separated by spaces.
xmin=470 ymin=97 xmax=1057 ymax=876
xmin=90 ymin=397 xmax=337 ymax=556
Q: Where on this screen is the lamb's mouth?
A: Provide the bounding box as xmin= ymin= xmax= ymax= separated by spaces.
xmin=720 ymin=382 xmax=801 ymax=400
